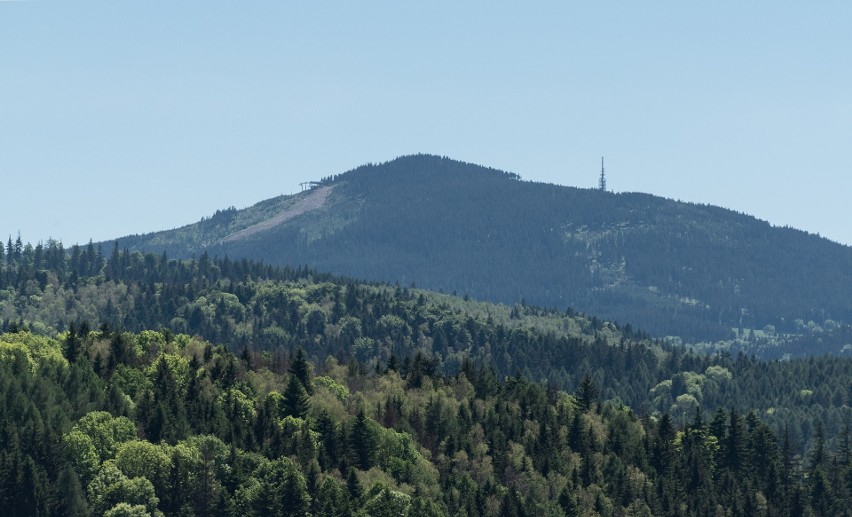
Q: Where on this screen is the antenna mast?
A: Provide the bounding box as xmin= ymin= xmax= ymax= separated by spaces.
xmin=598 ymin=157 xmax=606 ymax=191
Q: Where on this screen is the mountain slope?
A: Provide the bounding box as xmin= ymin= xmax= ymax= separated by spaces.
xmin=114 ymin=154 xmax=852 ymax=340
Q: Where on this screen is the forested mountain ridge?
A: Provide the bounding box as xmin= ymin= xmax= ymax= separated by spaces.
xmin=111 ymin=154 xmax=852 ymax=343
xmin=2 ymin=237 xmax=852 ymax=515
xmin=1 ymin=240 xmax=849 ymax=450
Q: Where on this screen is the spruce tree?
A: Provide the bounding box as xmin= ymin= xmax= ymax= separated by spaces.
xmin=283 ymin=375 xmax=310 ymax=419
xmin=289 ymin=348 xmax=313 ymax=394
xmin=56 ymin=464 xmax=89 ymax=517
xmin=346 ymin=468 xmax=363 ymax=504
xmin=350 ymin=409 xmax=376 ymax=470
xmin=575 ymin=374 xmax=598 ymax=413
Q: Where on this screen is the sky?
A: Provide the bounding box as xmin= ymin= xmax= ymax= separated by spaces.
xmin=1 ymin=1 xmax=851 ymax=246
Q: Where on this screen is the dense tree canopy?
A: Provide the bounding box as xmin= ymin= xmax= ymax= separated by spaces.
xmin=112 ymin=155 xmax=852 ymax=343
xmin=0 ymin=239 xmax=850 ymax=447
xmin=1 ymin=328 xmax=851 ymax=516
xmin=0 ymin=236 xmax=851 ymax=515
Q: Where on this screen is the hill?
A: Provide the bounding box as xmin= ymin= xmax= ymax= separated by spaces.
xmin=113 ymin=154 xmax=852 ymax=342
xmin=2 ymin=246 xmax=852 ymax=515
xmin=2 ymin=241 xmax=850 ymax=445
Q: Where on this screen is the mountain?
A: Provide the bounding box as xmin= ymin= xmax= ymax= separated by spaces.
xmin=113 ymin=154 xmax=852 ymax=341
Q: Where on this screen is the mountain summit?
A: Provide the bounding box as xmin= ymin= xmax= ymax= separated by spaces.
xmin=114 ymin=154 xmax=852 ymax=340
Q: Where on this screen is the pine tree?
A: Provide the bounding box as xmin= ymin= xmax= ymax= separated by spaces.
xmin=809 ymin=422 xmax=826 ymax=473
xmin=289 ymin=348 xmax=313 ymax=394
xmin=283 ymin=375 xmax=310 ymax=419
xmin=240 ymin=344 xmax=252 ymax=370
xmin=350 ymin=409 xmax=376 ymax=470
xmin=56 ymin=464 xmax=89 ymax=517
xmin=65 ymin=323 xmax=80 ymax=363
xmin=575 ymin=373 xmax=598 ymax=413
xmin=346 ymin=469 xmax=363 ymax=504
xmin=839 ymin=422 xmax=851 ymax=467
xmin=558 ymin=487 xmax=579 ymax=517
xmin=724 ymin=408 xmax=746 ymax=474
xmin=281 ymin=468 xmax=311 ymax=517
xmin=809 ymin=466 xmax=833 ymax=516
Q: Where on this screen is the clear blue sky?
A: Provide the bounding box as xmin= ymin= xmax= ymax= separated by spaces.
xmin=2 ymin=1 xmax=851 ymax=246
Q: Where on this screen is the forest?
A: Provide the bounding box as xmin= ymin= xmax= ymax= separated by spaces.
xmin=1 ymin=237 xmax=851 ymax=445
xmin=1 ymin=236 xmax=852 ymax=515
xmin=3 ymin=327 xmax=852 ymax=516
xmin=113 ymin=154 xmax=852 ymax=345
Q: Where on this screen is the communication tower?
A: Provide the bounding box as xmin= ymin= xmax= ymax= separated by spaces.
xmin=598 ymin=157 xmax=606 ymax=191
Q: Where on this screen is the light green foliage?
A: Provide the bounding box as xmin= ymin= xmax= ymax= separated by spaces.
xmin=314 ymin=375 xmax=350 ymax=401
xmin=674 ymin=371 xmax=705 ymax=398
xmin=259 ymin=325 xmax=289 ymax=346
xmin=112 ymin=365 xmax=153 ymax=401
xmin=96 ymin=475 xmax=160 ymax=517
xmin=247 ymin=368 xmax=286 ymax=398
xmin=89 ymin=460 xmax=159 ymax=516
xmin=650 ymin=379 xmax=672 ymax=399
xmin=304 ymin=282 xmax=338 ymax=303
xmin=114 ymin=441 xmax=172 ymax=483
xmin=0 ymin=331 xmax=67 ymax=371
xmin=63 ymin=429 xmax=101 ymax=484
xmin=210 ymin=292 xmax=247 ymax=321
xmin=672 ymin=393 xmax=700 ymax=421
xmin=375 ymin=426 xmax=439 ymax=493
xmin=173 ymin=334 xmax=192 ymax=348
xmin=310 ymin=383 xmax=348 ymax=422
xmin=168 ymin=441 xmax=203 ymax=496
xmin=146 ymin=353 xmax=190 ymax=392
xmin=183 ymin=434 xmax=230 ymax=464
xmin=363 ymin=484 xmax=412 ymax=517
xmin=264 ymin=391 xmax=285 ymax=419
xmin=136 ymin=330 xmax=167 ymax=355
xmin=278 ymin=416 xmax=320 ymax=467
xmin=3 ymin=234 xmax=852 ymax=516
xmin=233 ymin=457 xmax=310 ymax=517
xmin=104 ymin=503 xmax=151 ymax=517
xmin=653 ymin=368 xmax=735 ymax=420
xmin=704 ymin=365 xmax=733 ymax=383
xmin=219 ymin=387 xmax=257 ymax=423
xmin=0 ymin=339 xmax=35 ymax=371
xmin=73 ymin=411 xmax=138 ymax=461
xmin=335 ymin=316 xmax=362 ymax=345
xmin=181 ymin=435 xmax=231 ymax=491
xmin=378 ymin=314 xmax=410 ymax=342
xmin=88 ymin=461 xmax=127 ymax=505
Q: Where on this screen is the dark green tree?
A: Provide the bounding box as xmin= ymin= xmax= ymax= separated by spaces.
xmin=350 ymin=409 xmax=376 ymax=471
xmin=575 ymin=373 xmax=598 ymax=413
xmin=55 ymin=464 xmax=89 ymax=517
xmin=289 ymin=348 xmax=313 ymax=394
xmin=283 ymin=374 xmax=310 ymax=419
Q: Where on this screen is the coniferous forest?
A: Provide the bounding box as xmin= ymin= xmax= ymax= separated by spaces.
xmin=1 ymin=238 xmax=851 ymax=515
xmin=113 ymin=155 xmax=852 ymax=347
